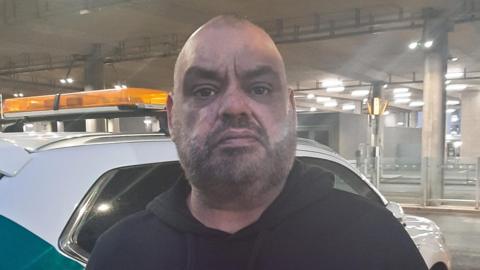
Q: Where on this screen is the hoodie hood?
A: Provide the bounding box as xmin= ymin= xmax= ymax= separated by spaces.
xmin=146 ymin=158 xmax=334 ymax=237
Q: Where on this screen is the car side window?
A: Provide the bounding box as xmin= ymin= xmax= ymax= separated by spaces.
xmin=298 ymin=157 xmax=383 ymax=205
xmin=60 ymin=162 xmax=183 ymax=263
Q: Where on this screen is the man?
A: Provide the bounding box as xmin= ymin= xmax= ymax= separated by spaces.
xmin=87 ymin=15 xmax=427 ymax=270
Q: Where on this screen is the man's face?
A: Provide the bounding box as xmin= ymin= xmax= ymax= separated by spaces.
xmin=168 ymin=23 xmax=296 ymax=203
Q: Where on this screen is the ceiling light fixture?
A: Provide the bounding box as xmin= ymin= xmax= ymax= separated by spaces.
xmin=394 ymin=98 xmax=411 ymax=104
xmin=326 ymin=86 xmax=345 ymax=93
xmin=324 ymin=100 xmax=338 ymax=107
xmin=409 ymin=101 xmax=424 ymax=107
xmin=446 ymin=100 xmax=460 ymax=106
xmin=394 ymin=92 xmax=412 ymax=98
xmin=446 ymin=108 xmax=456 ymax=113
xmin=316 ymin=97 xmax=331 ymax=103
xmin=351 ymin=90 xmax=370 ymax=97
xmin=310 ymin=107 xmax=317 ymax=112
xmin=408 ymin=42 xmax=419 ymax=50
xmin=342 ymin=104 xmax=356 ymax=111
xmin=424 ymin=40 xmax=434 ymax=48
xmin=307 ymin=93 xmax=315 ymax=99
xmin=322 ymin=79 xmax=343 ymax=87
xmin=393 ymin=88 xmax=409 ymax=94
xmin=446 ymin=84 xmax=467 ymax=91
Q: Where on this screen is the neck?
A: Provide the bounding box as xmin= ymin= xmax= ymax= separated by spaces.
xmin=187 ymin=180 xmax=286 ymax=234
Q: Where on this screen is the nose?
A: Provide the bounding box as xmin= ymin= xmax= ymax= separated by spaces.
xmin=218 ymin=83 xmax=252 ymax=124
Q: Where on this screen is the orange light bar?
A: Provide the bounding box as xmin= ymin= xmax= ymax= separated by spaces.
xmin=2 ymin=88 xmax=169 ymax=114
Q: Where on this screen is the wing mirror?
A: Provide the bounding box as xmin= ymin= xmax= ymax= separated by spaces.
xmin=386 ymin=201 xmax=405 ymax=224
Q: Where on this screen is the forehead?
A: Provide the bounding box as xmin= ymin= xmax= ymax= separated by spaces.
xmin=180 ymin=24 xmax=284 ymax=74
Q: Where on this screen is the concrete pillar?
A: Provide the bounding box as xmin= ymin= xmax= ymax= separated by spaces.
xmin=421 ymin=11 xmax=449 ymax=206
xmin=368 ymin=81 xmax=385 ymax=187
xmin=460 ymin=91 xmax=480 ymax=158
xmin=84 ymin=44 xmax=104 ymax=91
xmin=84 ymin=44 xmax=106 ymax=132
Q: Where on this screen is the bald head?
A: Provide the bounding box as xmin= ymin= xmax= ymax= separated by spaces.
xmin=173 ymin=15 xmax=287 ymax=94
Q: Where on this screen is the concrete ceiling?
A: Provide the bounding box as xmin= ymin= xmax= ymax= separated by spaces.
xmin=0 ymin=0 xmax=479 ymax=113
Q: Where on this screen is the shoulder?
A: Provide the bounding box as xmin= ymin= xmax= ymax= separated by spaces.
xmin=86 ymin=210 xmax=185 ymax=269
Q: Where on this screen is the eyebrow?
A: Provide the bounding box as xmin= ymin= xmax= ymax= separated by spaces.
xmin=239 ymin=65 xmax=279 ymax=81
xmin=183 ymin=66 xmax=224 ymax=82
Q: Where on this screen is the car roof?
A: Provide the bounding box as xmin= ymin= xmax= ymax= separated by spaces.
xmin=0 ymin=132 xmax=345 ymax=178
xmin=0 ymin=132 xmax=170 ymax=152
xmin=0 ymin=132 xmax=337 ymax=154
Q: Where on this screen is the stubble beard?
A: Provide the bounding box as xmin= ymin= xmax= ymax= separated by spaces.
xmin=172 ymin=113 xmax=297 ymax=210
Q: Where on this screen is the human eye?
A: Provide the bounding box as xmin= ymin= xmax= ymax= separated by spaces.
xmin=192 ymin=85 xmax=218 ymax=98
xmin=250 ymin=84 xmax=271 ymax=96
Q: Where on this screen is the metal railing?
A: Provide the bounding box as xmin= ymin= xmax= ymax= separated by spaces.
xmin=356 ymin=156 xmax=480 ymax=209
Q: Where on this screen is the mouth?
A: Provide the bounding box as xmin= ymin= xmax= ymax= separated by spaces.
xmin=213 ymin=129 xmax=263 ymax=149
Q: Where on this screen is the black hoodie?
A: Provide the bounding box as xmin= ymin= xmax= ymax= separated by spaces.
xmin=87 ymin=159 xmax=428 ymax=270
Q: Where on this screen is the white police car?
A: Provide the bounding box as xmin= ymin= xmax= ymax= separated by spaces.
xmin=0 ymin=132 xmax=451 ymax=270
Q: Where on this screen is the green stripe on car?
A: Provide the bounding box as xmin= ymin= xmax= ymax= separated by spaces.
xmin=0 ymin=215 xmax=83 ymax=270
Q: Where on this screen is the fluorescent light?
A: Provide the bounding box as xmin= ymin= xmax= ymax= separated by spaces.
xmin=446 ymin=84 xmax=467 ymax=91
xmin=453 ymin=141 xmax=463 ymax=148
xmin=383 ymin=111 xmax=390 ymax=115
xmin=397 ymin=122 xmax=405 ymax=126
xmin=445 ymin=80 xmax=451 ymax=85
xmin=316 ymin=97 xmax=331 ymax=103
xmin=450 ymin=57 xmax=459 ymax=62
xmin=326 ymin=86 xmax=345 ymax=93
xmin=445 ymin=71 xmax=463 ymax=79
xmin=424 ymin=40 xmax=434 ymax=48
xmin=408 ymin=42 xmax=418 ymax=50
xmin=446 ymin=100 xmax=460 ymax=105
xmin=59 ymin=79 xmax=67 ymax=84
xmin=322 ymin=79 xmax=343 ymax=87
xmin=351 ymin=90 xmax=369 ymax=97
xmin=394 ymin=98 xmax=411 ymax=104
xmin=79 ymin=9 xmax=91 ymax=15
xmin=446 ymin=109 xmax=456 ymax=113
xmin=393 ymin=88 xmax=409 ymax=94
xmin=394 ymin=92 xmax=412 ymax=98
xmin=310 ymin=107 xmax=317 ymax=112
xmin=409 ymin=101 xmax=424 ymax=107
xmin=19 ymin=93 xmax=24 ymax=97
xmin=342 ymin=104 xmax=356 ymax=111
xmin=324 ymin=100 xmax=338 ymax=107
xmin=13 ymin=93 xmax=18 ymax=97
xmin=307 ymin=93 xmax=315 ymax=99
xmin=383 ymin=84 xmax=388 ymax=89
xmin=66 ymin=78 xmax=74 ymax=84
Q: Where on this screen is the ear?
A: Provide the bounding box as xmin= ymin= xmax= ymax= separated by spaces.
xmin=288 ymin=88 xmax=296 ymax=112
xmin=166 ymin=94 xmax=174 ymax=138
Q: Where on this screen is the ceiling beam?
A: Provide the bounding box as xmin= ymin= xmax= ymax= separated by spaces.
xmin=2 ymin=4 xmax=480 ymax=78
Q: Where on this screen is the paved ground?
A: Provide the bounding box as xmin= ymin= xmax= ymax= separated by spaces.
xmin=404 ymin=208 xmax=480 ymax=270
